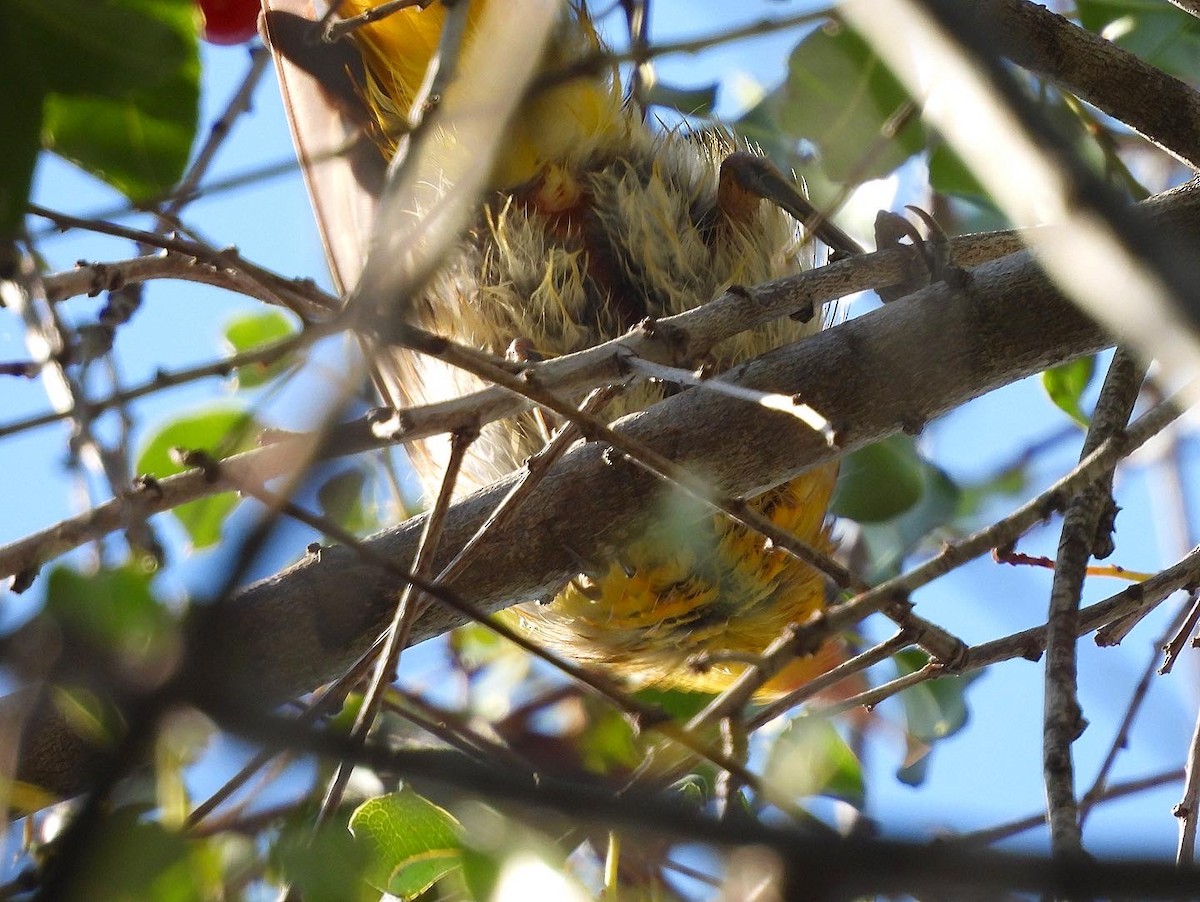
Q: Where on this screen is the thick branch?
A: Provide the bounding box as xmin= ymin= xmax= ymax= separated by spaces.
xmin=978 ymin=0 xmax=1200 ymax=169
xmin=11 ymin=183 xmax=1200 ymax=801
xmin=0 ymin=229 xmax=1020 ymax=584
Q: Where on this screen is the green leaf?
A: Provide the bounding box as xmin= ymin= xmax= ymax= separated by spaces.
xmin=43 ymin=68 xmax=198 ymax=203
xmin=349 ymin=789 xmax=463 ymax=899
xmin=928 ymin=142 xmax=996 ymax=209
xmin=1042 ymin=355 xmax=1096 ymax=427
xmin=222 ymin=310 xmax=299 ymax=389
xmin=633 ymin=686 xmax=716 ymax=722
xmin=459 ymin=845 xmax=505 ymax=902
xmin=0 ymin=25 xmax=45 ymax=236
xmin=74 ymin=813 xmax=222 ymax=901
xmin=326 ymin=692 xmax=364 ymax=736
xmin=897 ymin=734 xmax=933 ymax=787
xmin=666 ymin=772 xmax=710 ymax=807
xmin=894 ymin=649 xmax=974 ymax=741
xmin=734 ymin=94 xmax=801 ymax=170
xmin=1076 ymin=0 xmax=1200 ymax=79
xmin=831 ymin=435 xmax=925 ymax=523
xmin=11 ymin=0 xmax=197 ymax=99
xmin=19 ymin=0 xmax=201 ymax=201
xmin=51 ymin=684 xmax=126 ymax=749
xmin=447 ymin=623 xmax=506 ymax=668
xmin=578 ymin=706 xmax=639 ymax=774
xmin=273 ymin=819 xmax=373 ymax=902
xmin=893 ymin=649 xmax=979 ymax=786
xmin=643 ymin=80 xmax=719 ymax=117
xmin=317 ymin=467 xmax=375 ymax=534
xmin=765 ymin=717 xmax=864 ymax=806
xmin=858 ymin=464 xmax=960 ymax=582
xmin=45 ymin=563 xmax=174 ymax=664
xmin=135 ymin=406 xmax=259 ymax=548
xmin=776 ymin=20 xmax=923 ymax=182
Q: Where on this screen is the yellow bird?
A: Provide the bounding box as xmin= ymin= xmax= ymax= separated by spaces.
xmin=267 ymin=0 xmax=849 ymax=696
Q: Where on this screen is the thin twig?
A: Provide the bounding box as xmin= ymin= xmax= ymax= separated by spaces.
xmin=620 ymin=356 xmax=833 ymax=440
xmin=806 ymin=547 xmax=1200 ymax=720
xmin=1043 ymin=348 xmax=1145 ymax=857
xmin=42 ymin=252 xmax=323 ymax=310
xmin=323 ymin=0 xmax=434 ymax=41
xmin=1160 ymin=592 xmax=1200 ymax=675
xmin=161 ymin=46 xmax=272 ymax=221
xmin=794 ymin=387 xmax=1187 ymax=658
xmin=434 ymin=385 xmax=621 ymax=584
xmin=0 ymin=327 xmax=320 ymax=441
xmin=748 ymin=629 xmax=915 ymax=729
xmin=535 ymin=10 xmax=832 ymax=92
xmin=1178 ymin=713 xmax=1200 ymax=864
xmin=385 ymin=690 xmax=533 ymax=773
xmin=28 ymin=204 xmax=338 ymax=320
xmin=315 ymin=429 xmax=472 ymax=827
xmin=811 ymin=662 xmax=940 ymax=717
xmin=1079 ymin=601 xmax=1196 ymax=828
xmin=185 ymin=639 xmax=381 ymax=828
xmin=955 ymin=769 xmax=1185 ymax=847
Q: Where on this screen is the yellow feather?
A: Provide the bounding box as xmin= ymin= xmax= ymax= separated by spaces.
xmin=341 ymin=0 xmax=843 ymax=697
xmin=338 ymin=0 xmax=624 ymax=188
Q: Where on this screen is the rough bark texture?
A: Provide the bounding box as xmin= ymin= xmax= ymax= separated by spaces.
xmin=977 ymin=0 xmax=1200 ymax=168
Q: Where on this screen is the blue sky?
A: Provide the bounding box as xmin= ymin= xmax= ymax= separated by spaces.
xmin=4 ymin=0 xmax=1198 ymax=871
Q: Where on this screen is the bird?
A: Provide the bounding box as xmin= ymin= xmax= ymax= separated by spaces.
xmin=265 ymin=0 xmax=854 ymax=697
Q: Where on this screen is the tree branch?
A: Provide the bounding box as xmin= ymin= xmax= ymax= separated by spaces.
xmin=978 ymin=0 xmax=1200 ymax=169
xmin=0 ymin=228 xmax=1023 ymax=585
xmin=1042 ymin=348 xmax=1145 ymax=856
xmin=9 ymin=184 xmax=1200 ymax=802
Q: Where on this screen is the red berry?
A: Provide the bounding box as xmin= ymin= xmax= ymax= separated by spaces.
xmin=197 ymin=0 xmax=260 ymax=45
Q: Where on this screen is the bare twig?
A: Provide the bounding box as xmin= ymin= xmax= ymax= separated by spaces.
xmin=28 ymin=204 xmax=338 ymax=320
xmin=620 ymin=357 xmax=834 ymax=440
xmin=0 ymin=327 xmax=320 ymax=441
xmin=314 ymin=429 xmax=472 ymax=827
xmin=323 ymin=0 xmax=433 ymax=42
xmin=1079 ymin=601 xmax=1196 ymax=828
xmin=957 ymin=769 xmax=1185 ymax=847
xmin=41 ymin=253 xmax=324 ymax=310
xmin=973 ymin=0 xmax=1200 ymax=169
xmin=434 ymin=385 xmax=621 ymax=583
xmin=161 ymin=46 xmax=272 ymax=220
xmin=1160 ymin=592 xmax=1200 ymax=675
xmin=1043 ymin=348 xmax=1145 ymax=857
xmin=185 ymin=643 xmax=379 ymax=828
xmin=748 ymin=630 xmax=915 ymax=729
xmin=808 ymin=547 xmax=1200 ymax=721
xmin=1178 ymin=713 xmax=1200 ymax=864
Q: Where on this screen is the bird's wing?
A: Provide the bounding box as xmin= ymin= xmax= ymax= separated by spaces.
xmin=262 ymin=0 xmax=383 ymax=296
